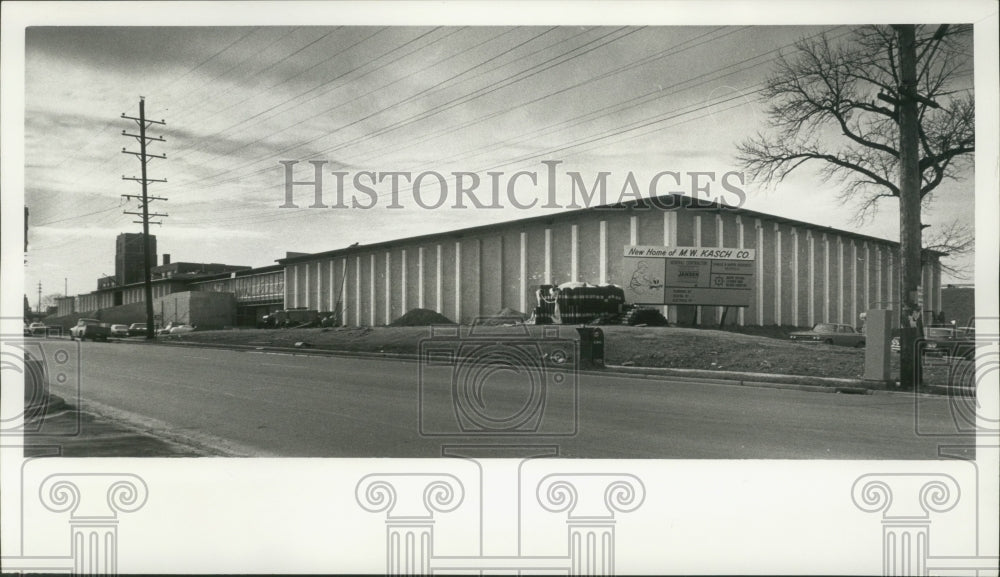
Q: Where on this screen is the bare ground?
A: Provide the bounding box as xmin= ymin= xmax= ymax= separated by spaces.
xmin=154 ymin=324 xmax=972 ymax=389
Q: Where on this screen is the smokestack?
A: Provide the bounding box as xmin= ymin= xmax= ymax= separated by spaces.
xmin=163 ymin=254 xmax=171 ymax=265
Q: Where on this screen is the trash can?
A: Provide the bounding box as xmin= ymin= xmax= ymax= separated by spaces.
xmin=576 ymin=327 xmax=605 ymax=369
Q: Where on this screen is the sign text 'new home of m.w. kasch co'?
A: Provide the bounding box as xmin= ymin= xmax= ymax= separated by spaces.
xmin=622 ymin=245 xmax=756 ymax=307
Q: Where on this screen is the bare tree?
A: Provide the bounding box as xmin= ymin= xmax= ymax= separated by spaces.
xmin=737 ymin=25 xmax=974 ymax=221
xmin=923 ymin=218 xmax=975 ymax=280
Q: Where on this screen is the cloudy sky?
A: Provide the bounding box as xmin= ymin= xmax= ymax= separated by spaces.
xmin=19 ymin=21 xmax=976 ymax=303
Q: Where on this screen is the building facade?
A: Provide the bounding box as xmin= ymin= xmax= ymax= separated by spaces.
xmin=190 ymin=265 xmax=285 ymax=326
xmin=278 ymin=195 xmax=944 ymax=328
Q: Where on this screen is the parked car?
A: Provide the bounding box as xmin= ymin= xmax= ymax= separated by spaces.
xmin=27 ymin=322 xmax=47 ymax=336
xmin=917 ymin=326 xmax=957 ymax=356
xmin=157 ymin=322 xmax=196 ymax=335
xmin=789 ymin=323 xmax=866 ymax=347
xmin=260 ymin=308 xmax=320 ymax=328
xmin=894 ymin=325 xmax=980 ymax=360
xmin=110 ymin=324 xmax=130 ymax=338
xmin=127 ymin=323 xmax=149 ymax=337
xmin=69 ymin=318 xmax=110 ymax=341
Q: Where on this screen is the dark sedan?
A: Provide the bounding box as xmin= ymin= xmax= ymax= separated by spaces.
xmin=127 ymin=323 xmax=148 ymax=337
xmin=789 ymin=323 xmax=866 ymax=347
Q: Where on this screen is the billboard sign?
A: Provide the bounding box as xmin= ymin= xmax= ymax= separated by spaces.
xmin=623 ymin=245 xmax=755 ymax=306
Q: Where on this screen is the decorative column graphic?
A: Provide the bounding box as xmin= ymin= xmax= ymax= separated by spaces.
xmin=852 ymin=473 xmax=958 ymax=576
xmin=356 ymin=473 xmax=464 ymax=575
xmin=850 ymin=472 xmax=999 ymax=576
xmin=537 ymin=473 xmax=646 ymax=576
xmin=357 ymin=468 xmax=645 ymax=575
xmin=3 ymin=471 xmax=149 ymax=575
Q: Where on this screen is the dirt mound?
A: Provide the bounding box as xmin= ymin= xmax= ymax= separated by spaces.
xmin=624 ymin=307 xmax=668 ymax=326
xmin=390 ymin=308 xmax=456 ymax=326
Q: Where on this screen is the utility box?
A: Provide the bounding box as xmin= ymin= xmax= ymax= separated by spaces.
xmin=576 ymin=327 xmax=605 ymax=369
xmin=864 ymin=309 xmax=896 ymax=382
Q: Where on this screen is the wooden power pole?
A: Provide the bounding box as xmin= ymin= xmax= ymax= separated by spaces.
xmin=121 ymin=97 xmax=167 ymax=340
xmin=895 ymin=24 xmax=923 ymax=389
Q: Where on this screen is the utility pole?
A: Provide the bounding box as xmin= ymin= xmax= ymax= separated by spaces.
xmin=37 ymin=281 xmax=42 ymax=314
xmin=891 ymin=24 xmax=950 ymax=390
xmin=121 ymin=97 xmax=167 ymax=340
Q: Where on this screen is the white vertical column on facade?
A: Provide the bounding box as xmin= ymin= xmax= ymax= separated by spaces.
xmin=864 ymin=242 xmax=870 ymax=313
xmin=773 ymin=223 xmax=783 ymax=326
xmin=291 ymin=265 xmax=298 ymax=308
xmin=454 ymin=241 xmax=462 ymax=323
xmin=385 ymin=252 xmax=391 ymax=324
xmin=807 ymin=230 xmax=815 ymax=327
xmin=544 ymin=228 xmax=552 ymax=284
xmin=328 ymin=260 xmax=334 ymax=312
xmin=355 ymin=256 xmax=361 ymax=326
xmin=695 ymin=215 xmax=703 ymax=323
xmin=599 ymin=220 xmax=607 ymax=285
xmin=570 ymin=224 xmax=579 ymax=282
xmin=629 ymin=215 xmax=638 ymax=245
xmin=921 ymin=264 xmax=928 ymax=312
xmin=519 ymin=232 xmax=527 ymax=313
xmin=791 ymin=228 xmax=799 ymax=327
xmin=755 ymin=219 xmax=764 ymax=325
xmin=305 ymin=263 xmax=310 ymax=309
xmin=717 ymin=214 xmax=725 ymax=322
xmin=875 ymin=245 xmax=883 ymax=308
xmin=340 ymin=259 xmax=347 ymax=324
xmin=370 ymin=253 xmax=376 ymax=326
xmin=736 ymin=216 xmax=745 ymax=326
xmin=837 ymin=237 xmax=845 ymax=324
xmin=418 ymin=247 xmax=425 ymax=309
xmin=851 ymin=240 xmax=858 ymax=327
xmin=823 ymin=234 xmax=831 ymax=323
xmin=401 ymin=249 xmax=408 ymax=313
xmin=436 ymin=245 xmax=443 ymax=313
xmin=664 ymin=212 xmax=676 ymax=322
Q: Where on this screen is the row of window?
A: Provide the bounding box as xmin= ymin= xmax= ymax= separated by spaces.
xmin=193 ymin=272 xmax=284 ymax=303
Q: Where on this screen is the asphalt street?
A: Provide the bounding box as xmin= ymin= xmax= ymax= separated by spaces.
xmin=34 ymin=338 xmax=969 ymax=458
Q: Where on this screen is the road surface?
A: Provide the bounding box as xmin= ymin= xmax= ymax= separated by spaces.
xmin=32 ymin=338 xmax=969 ymax=458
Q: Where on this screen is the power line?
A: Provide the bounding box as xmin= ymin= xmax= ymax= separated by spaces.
xmin=162 ymin=27 xmax=534 ymax=184
xmin=159 ymin=27 xmax=637 ymax=195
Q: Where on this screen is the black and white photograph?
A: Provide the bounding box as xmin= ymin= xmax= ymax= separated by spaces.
xmin=2 ymin=1 xmax=997 ymax=574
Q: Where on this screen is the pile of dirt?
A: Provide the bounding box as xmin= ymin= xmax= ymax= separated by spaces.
xmin=623 ymin=307 xmax=668 ymax=326
xmin=390 ymin=308 xmax=456 ymax=326
xmin=476 ymin=307 xmax=527 ymax=326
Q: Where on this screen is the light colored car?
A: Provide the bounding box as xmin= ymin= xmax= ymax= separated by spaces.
xmin=789 ymin=323 xmax=866 ymax=347
xmin=70 ymin=318 xmax=110 ymax=341
xmin=128 ymin=323 xmax=149 ymax=337
xmin=110 ymin=324 xmax=130 ymax=338
xmin=27 ymin=322 xmax=47 ymax=336
xmin=157 ymin=322 xmax=195 ymax=335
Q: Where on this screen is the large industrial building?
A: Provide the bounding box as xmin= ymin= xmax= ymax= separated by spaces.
xmin=278 ymin=193 xmax=944 ymax=328
xmin=53 ymin=193 xmax=946 ymax=329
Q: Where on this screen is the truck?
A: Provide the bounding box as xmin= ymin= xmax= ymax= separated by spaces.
xmin=69 ymin=318 xmax=111 ymax=341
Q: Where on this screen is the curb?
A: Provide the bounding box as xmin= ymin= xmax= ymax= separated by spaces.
xmin=131 ymin=336 xmax=960 ymax=398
